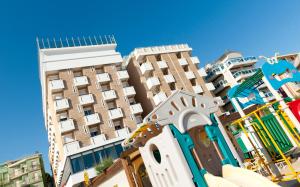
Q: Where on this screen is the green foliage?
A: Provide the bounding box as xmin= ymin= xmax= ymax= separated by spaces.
xmin=95 ymin=157 xmax=113 ymax=175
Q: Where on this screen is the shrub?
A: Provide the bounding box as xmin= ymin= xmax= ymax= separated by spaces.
xmin=95 ymin=157 xmax=113 ymax=174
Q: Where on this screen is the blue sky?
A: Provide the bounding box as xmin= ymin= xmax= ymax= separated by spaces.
xmin=0 ymin=0 xmax=299 ymax=172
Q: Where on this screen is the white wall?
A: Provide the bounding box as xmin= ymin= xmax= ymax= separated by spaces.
xmin=96 ymin=170 xmax=130 ymax=187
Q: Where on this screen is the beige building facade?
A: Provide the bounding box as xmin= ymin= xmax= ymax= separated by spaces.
xmin=125 ymin=44 xmax=218 ymax=117
xmin=38 ymin=36 xmax=142 ymax=186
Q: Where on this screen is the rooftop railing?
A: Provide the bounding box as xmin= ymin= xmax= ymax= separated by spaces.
xmin=37 ymin=35 xmax=116 ymax=49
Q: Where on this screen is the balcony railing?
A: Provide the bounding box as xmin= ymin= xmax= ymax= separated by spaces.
xmin=79 ymin=94 xmax=94 ymax=105
xmin=115 ymin=127 xmax=130 ymax=139
xmin=198 ymin=68 xmax=207 ymax=77
xmin=54 ymin=98 xmax=70 ymax=112
xmin=140 ymin=62 xmax=154 ymax=75
xmin=102 ymin=90 xmax=117 ymax=101
xmin=130 ymin=103 xmax=143 ymax=114
xmin=191 ymin=57 xmax=200 ymax=64
xmin=153 ymin=92 xmax=167 ymax=106
xmin=84 ymin=113 xmax=101 ymax=126
xmin=146 ymin=77 xmax=160 ymax=90
xmin=157 ymin=60 xmax=168 ymax=69
xmin=59 ymin=119 xmax=75 ymax=133
xmin=49 ymin=79 xmax=64 ymax=92
xmin=164 ymin=74 xmax=175 ymax=83
xmin=193 ymin=85 xmax=203 ymax=94
xmin=64 ymin=141 xmax=80 ymax=154
xmin=185 ymin=71 xmax=196 ymax=79
xmin=73 ymin=76 xmax=89 ymax=87
xmin=96 ymin=73 xmax=110 ymax=83
xmin=108 ymin=108 xmax=124 ymax=120
xmin=123 ymin=86 xmax=136 ymax=97
xmin=117 ymin=70 xmax=129 ymax=81
xmin=178 ymin=58 xmax=188 ymax=66
xmin=91 ymin=134 xmax=106 ymax=145
xmin=205 ymin=83 xmax=215 ymax=91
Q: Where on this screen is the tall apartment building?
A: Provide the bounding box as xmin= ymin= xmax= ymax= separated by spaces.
xmin=276 ymin=52 xmax=300 ymax=98
xmin=38 ymin=36 xmax=143 ymax=186
xmin=204 ymin=51 xmax=275 ymax=113
xmin=0 ymin=153 xmax=46 ymax=187
xmin=125 ymin=44 xmax=217 ymax=116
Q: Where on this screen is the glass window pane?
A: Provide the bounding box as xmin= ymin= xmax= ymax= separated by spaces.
xmin=71 ymin=157 xmax=84 ymax=173
xmin=83 ymin=152 xmax=95 ymax=169
xmin=105 ymin=146 xmax=117 ymax=159
xmin=94 ymin=150 xmax=106 ymax=164
xmin=115 ymin=144 xmax=123 ymax=156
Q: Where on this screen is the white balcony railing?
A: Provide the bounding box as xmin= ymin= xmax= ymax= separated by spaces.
xmin=115 ymin=127 xmax=130 ymax=139
xmin=191 ymin=57 xmax=200 ymax=64
xmin=193 ymin=85 xmax=203 ymax=94
xmin=198 ymin=68 xmax=207 ymax=77
xmin=164 ymin=74 xmax=175 ymax=83
xmin=140 ymin=62 xmax=154 ymax=75
xmin=108 ymin=108 xmax=124 ymax=120
xmin=64 ymin=141 xmax=80 ymax=154
xmin=185 ymin=71 xmax=196 ymax=79
xmin=178 ymin=58 xmax=188 ymax=66
xmin=146 ymin=77 xmax=160 ymax=90
xmin=91 ymin=134 xmax=106 ymax=145
xmin=49 ymin=80 xmax=64 ymax=92
xmin=130 ymin=103 xmax=143 ymax=114
xmin=96 ymin=73 xmax=110 ymax=83
xmin=84 ymin=113 xmax=101 ymax=126
xmin=123 ymin=86 xmax=136 ymax=97
xmin=55 ymin=99 xmax=70 ymax=112
xmin=205 ymin=83 xmax=215 ymax=91
xmin=73 ymin=76 xmax=89 ymax=87
xmin=157 ymin=60 xmax=168 ymax=69
xmin=153 ymin=92 xmax=167 ymax=106
xmin=59 ymin=119 xmax=75 ymax=133
xmin=117 ymin=70 xmax=129 ymax=81
xmin=79 ymin=94 xmax=94 ymax=105
xmin=102 ymin=90 xmax=117 ymax=101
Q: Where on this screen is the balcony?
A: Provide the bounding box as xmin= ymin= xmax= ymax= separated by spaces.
xmin=91 ymin=134 xmax=106 ymax=145
xmin=73 ymin=76 xmax=89 ymax=87
xmin=153 ymin=92 xmax=167 ymax=106
xmin=123 ymin=86 xmax=136 ymax=97
xmin=178 ymin=58 xmax=188 ymax=66
xmin=205 ymin=83 xmax=215 ymax=91
xmin=198 ymin=68 xmax=207 ymax=77
xmin=49 ymin=79 xmax=64 ymax=92
xmin=96 ymin=73 xmax=110 ymax=83
xmin=140 ymin=62 xmax=154 ymax=75
xmin=117 ymin=70 xmax=129 ymax=81
xmin=191 ymin=57 xmax=200 ymax=64
xmin=233 ymin=68 xmax=258 ymax=82
xmin=78 ymin=94 xmax=94 ymax=105
xmin=157 ymin=60 xmax=168 ymax=69
xmin=108 ymin=108 xmax=124 ymax=120
xmin=59 ymin=119 xmax=75 ymax=133
xmin=130 ymin=103 xmax=143 ymax=114
xmin=226 ymin=56 xmax=257 ymax=69
xmin=193 ymin=85 xmax=203 ymax=94
xmin=115 ymin=127 xmax=130 ymax=139
xmin=64 ymin=141 xmax=80 ymax=154
xmin=102 ymin=90 xmax=117 ymax=101
xmin=84 ymin=113 xmax=101 ymax=126
xmin=146 ymin=77 xmax=160 ymax=90
xmin=54 ymin=99 xmax=70 ymax=112
xmin=164 ymin=74 xmax=175 ymax=83
xmin=214 ymin=81 xmax=229 ymax=94
xmin=185 ymin=71 xmax=196 ymax=79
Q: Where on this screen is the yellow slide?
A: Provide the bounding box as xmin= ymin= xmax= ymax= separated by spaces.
xmin=204 ymin=164 xmax=280 ymax=187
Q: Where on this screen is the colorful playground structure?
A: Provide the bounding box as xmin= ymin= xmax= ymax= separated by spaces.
xmin=120 ymin=56 xmax=300 ymax=186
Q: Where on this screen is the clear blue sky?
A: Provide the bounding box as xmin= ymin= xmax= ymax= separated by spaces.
xmin=0 ymin=0 xmax=299 ymax=172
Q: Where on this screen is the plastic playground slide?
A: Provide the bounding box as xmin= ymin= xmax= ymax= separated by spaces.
xmin=204 ymin=164 xmax=280 ymax=187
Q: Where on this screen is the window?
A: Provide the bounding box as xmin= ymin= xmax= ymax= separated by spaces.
xmin=59 ymin=112 xmax=68 ymax=121
xmin=128 ymin=98 xmax=136 ymax=105
xmin=83 ymin=106 xmax=93 ymax=116
xmin=101 ymin=83 xmax=111 ymax=91
xmin=96 ymin=66 xmax=105 ymax=74
xmin=122 ymin=82 xmax=129 ymax=88
xmin=78 ymin=88 xmax=88 ymax=96
xmin=82 ymin=151 xmax=95 ymax=169
xmin=89 ymin=127 xmax=99 ymax=137
xmin=104 ymin=146 xmax=117 ymax=159
xmin=162 ymin=68 xmax=168 ymax=75
xmin=73 ymin=71 xmax=83 ymax=77
xmin=183 ymin=65 xmax=189 ymax=72
xmin=155 ymin=55 xmax=161 ymax=61
xmin=190 ymin=79 xmax=196 ymax=86
xmin=176 ymin=52 xmax=182 ymax=59
xmin=115 ymin=144 xmax=123 ymax=156
xmin=107 ymin=101 xmax=117 ymax=110
xmin=71 ymin=155 xmax=84 ymax=173
xmin=169 ymin=82 xmax=176 ymax=90
xmin=94 ymin=149 xmax=106 ymax=163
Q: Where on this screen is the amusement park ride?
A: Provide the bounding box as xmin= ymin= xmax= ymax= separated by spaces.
xmin=122 ymin=55 xmax=300 ymax=186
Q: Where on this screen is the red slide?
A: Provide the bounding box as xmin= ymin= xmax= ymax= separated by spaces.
xmin=288 ymin=99 xmax=300 ymax=122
